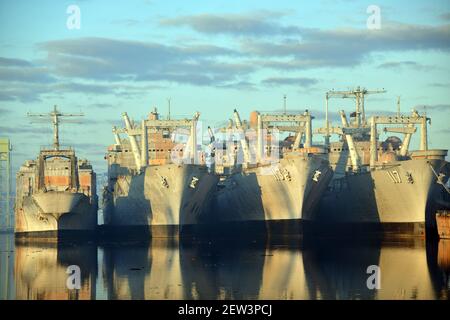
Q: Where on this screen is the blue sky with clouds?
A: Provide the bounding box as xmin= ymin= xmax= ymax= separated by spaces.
xmin=1 ymin=0 xmax=449 ymax=174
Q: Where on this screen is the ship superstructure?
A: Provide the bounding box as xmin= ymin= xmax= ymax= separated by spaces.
xmin=15 ymin=106 xmax=98 ymax=235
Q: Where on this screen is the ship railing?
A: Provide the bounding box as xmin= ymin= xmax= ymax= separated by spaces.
xmin=140 ymin=114 xmax=193 ymax=121
xmin=262 ymin=110 xmax=308 ymax=115
xmin=40 ymin=145 xmax=73 ymax=151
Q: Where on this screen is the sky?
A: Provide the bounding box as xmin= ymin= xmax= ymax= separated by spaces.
xmin=0 ymin=0 xmax=449 ymax=177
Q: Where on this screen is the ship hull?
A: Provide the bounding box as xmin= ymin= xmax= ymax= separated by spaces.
xmin=102 ymin=163 xmax=219 ymax=237
xmin=314 ymin=158 xmax=449 ymax=237
xmin=15 ymin=191 xmax=97 ymax=236
xmin=204 ymin=154 xmax=333 ymax=236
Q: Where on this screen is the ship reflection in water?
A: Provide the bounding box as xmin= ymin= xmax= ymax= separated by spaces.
xmin=0 ymin=234 xmax=449 ymax=300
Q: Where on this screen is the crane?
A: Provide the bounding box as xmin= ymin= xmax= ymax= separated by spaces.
xmin=323 ymin=86 xmax=386 ymax=145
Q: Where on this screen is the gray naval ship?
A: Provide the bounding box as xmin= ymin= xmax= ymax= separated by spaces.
xmin=314 ymin=87 xmax=450 ymax=236
xmin=206 ymin=109 xmax=333 ymax=236
xmin=102 ymin=108 xmax=219 ymax=237
xmin=15 ymin=106 xmax=98 ymax=236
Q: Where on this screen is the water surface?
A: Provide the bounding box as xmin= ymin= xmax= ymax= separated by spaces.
xmin=0 ymin=233 xmax=448 ymax=300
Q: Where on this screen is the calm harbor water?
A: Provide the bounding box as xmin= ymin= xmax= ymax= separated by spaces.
xmin=0 ymin=232 xmax=449 ymax=300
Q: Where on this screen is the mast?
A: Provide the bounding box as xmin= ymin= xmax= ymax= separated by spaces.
xmin=326 ymin=87 xmax=386 ymax=128
xmin=167 ymin=98 xmax=171 ymax=120
xmin=191 ymin=112 xmax=200 ymax=164
xmin=27 ymin=105 xmax=84 ymax=150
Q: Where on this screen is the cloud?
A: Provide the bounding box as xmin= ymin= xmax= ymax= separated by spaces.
xmin=428 ymin=82 xmax=450 ymax=88
xmin=1 ymin=16 xmax=449 ymax=102
xmin=0 ymin=125 xmax=50 ymax=135
xmin=0 ymin=79 xmax=165 ymax=103
xmin=113 ymin=84 xmax=164 ymax=98
xmin=377 ymin=61 xmax=433 ymax=71
xmin=216 ymin=80 xmax=257 ymax=90
xmin=33 ymin=37 xmax=259 ymax=88
xmin=258 ymin=59 xmax=326 ymax=70
xmin=0 ymin=57 xmax=33 ymax=67
xmin=0 ymin=54 xmax=169 ymax=101
xmin=0 ymin=83 xmax=50 ymax=102
xmin=440 ymin=13 xmax=450 ymax=21
xmin=53 ymin=82 xmax=115 ymax=94
xmin=0 ymin=93 xmax=17 ymax=101
xmin=38 ymin=37 xmax=238 ymax=83
xmin=240 ymin=22 xmax=450 ymax=69
xmin=436 ymin=128 xmax=450 ymax=134
xmin=0 ymin=80 xmax=117 ymax=102
xmin=0 ymin=107 xmax=14 ymax=114
xmin=135 ymin=60 xmax=255 ymax=86
xmin=78 ymin=118 xmax=123 ymax=127
xmin=413 ymin=104 xmax=450 ymax=112
xmin=261 ymin=77 xmax=318 ymax=87
xmin=0 ymin=65 xmax=56 ymax=83
xmin=0 ymin=57 xmax=56 ymax=101
xmin=87 ymin=103 xmax=115 ymax=109
xmin=365 ymin=110 xmax=400 ymax=117
xmin=159 ymin=11 xmax=301 ymax=36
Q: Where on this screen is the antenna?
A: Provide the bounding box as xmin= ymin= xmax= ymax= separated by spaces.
xmin=27 ymin=105 xmax=84 ymax=150
xmin=167 ymin=98 xmax=171 ymax=120
xmin=283 ymin=94 xmax=287 ymax=115
xmin=397 ymin=96 xmax=401 ymax=117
